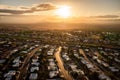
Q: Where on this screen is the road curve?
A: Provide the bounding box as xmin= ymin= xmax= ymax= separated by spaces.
xmin=54 ymin=47 xmax=73 ymax=80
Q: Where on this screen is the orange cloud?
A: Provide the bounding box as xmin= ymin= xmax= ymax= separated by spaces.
xmin=0 ymin=3 xmax=57 ymax=14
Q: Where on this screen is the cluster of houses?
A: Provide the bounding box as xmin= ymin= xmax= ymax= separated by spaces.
xmin=80 ymin=56 xmax=111 ymax=80
xmin=48 ymin=58 xmax=59 ymax=79
xmin=61 ymin=51 xmax=89 ymax=80
xmin=2 ymin=44 xmax=39 ymax=80
xmin=47 ymin=48 xmax=62 ymax=79
xmin=47 ymin=48 xmax=54 ymax=56
xmin=4 ymin=70 xmax=16 ymax=80
xmin=29 ymin=58 xmax=40 ymax=80
xmin=12 ymin=57 xmax=22 ymax=68
xmin=97 ymin=49 xmax=120 ymax=76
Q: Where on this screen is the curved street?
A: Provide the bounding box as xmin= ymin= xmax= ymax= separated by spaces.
xmin=54 ymin=47 xmax=73 ymax=80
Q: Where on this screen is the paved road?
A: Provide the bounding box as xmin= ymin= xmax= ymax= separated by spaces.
xmin=18 ymin=47 xmax=39 ymax=80
xmin=54 ymin=47 xmax=73 ymax=80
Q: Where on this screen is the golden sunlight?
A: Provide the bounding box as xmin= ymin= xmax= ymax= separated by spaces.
xmin=55 ymin=5 xmax=71 ymax=18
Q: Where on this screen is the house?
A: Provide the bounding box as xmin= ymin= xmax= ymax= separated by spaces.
xmin=49 ymin=71 xmax=59 ymax=78
xmin=96 ymin=59 xmax=102 ymax=64
xmin=62 ymin=54 xmax=70 ymax=61
xmin=47 ymin=58 xmax=59 ymax=79
xmin=4 ymin=70 xmax=16 ymax=80
xmin=32 ymin=59 xmax=38 ymax=62
xmin=48 ymin=59 xmax=54 ymax=62
xmin=21 ymin=51 xmax=28 ymax=54
xmin=13 ymin=57 xmax=20 ymax=63
xmin=86 ymin=64 xmax=94 ymax=69
xmin=73 ymin=53 xmax=79 ymax=59
xmin=29 ymin=73 xmax=38 ymax=80
xmin=114 ymin=58 xmax=120 ymax=63
xmin=31 ymin=62 xmax=40 ymax=66
xmin=69 ymin=63 xmax=85 ymax=76
xmin=30 ymin=67 xmax=39 ymax=72
xmin=12 ymin=62 xmax=21 ymax=67
xmin=12 ymin=57 xmax=21 ymax=67
xmin=81 ymin=59 xmax=89 ymax=64
xmin=85 ymin=49 xmax=89 ymax=52
xmin=102 ymin=62 xmax=109 ymax=67
xmin=5 ymin=77 xmax=12 ymax=80
xmin=47 ymin=51 xmax=52 ymax=55
xmin=114 ymin=53 xmax=119 ymax=56
xmin=4 ymin=70 xmax=16 ymax=77
xmin=49 ymin=61 xmax=56 ymax=66
xmin=99 ymin=73 xmax=111 ymax=80
xmin=48 ymin=58 xmax=58 ymax=71
xmin=0 ymin=59 xmax=6 ymax=64
xmin=10 ymin=49 xmax=18 ymax=54
xmin=92 ymin=56 xmax=98 ymax=60
xmin=109 ymin=67 xmax=119 ymax=72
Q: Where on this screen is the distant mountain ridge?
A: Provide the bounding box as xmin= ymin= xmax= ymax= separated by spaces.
xmin=0 ymin=23 xmax=120 ymax=31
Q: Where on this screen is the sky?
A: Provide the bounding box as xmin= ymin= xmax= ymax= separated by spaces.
xmin=0 ymin=0 xmax=120 ymax=23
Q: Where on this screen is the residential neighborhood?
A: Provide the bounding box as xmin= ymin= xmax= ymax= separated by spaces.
xmin=0 ymin=29 xmax=120 ymax=80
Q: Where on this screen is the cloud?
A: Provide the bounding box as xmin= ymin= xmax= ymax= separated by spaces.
xmin=90 ymin=15 xmax=119 ymax=18
xmin=102 ymin=19 xmax=120 ymax=21
xmin=20 ymin=7 xmax=29 ymax=9
xmin=0 ymin=9 xmax=33 ymax=14
xmin=0 ymin=3 xmax=57 ymax=14
xmin=30 ymin=3 xmax=57 ymax=11
xmin=36 ymin=3 xmax=56 ymax=10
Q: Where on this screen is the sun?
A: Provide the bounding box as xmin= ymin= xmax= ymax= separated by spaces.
xmin=55 ymin=5 xmax=71 ymax=18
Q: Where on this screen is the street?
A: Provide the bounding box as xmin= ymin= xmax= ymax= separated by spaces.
xmin=54 ymin=47 xmax=73 ymax=80
xmin=18 ymin=47 xmax=40 ymax=80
